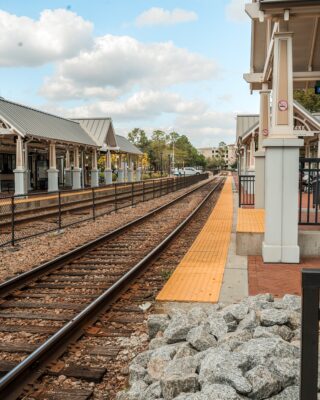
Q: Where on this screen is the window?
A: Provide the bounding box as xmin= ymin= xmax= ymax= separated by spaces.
xmin=0 ymin=153 xmax=16 ymax=173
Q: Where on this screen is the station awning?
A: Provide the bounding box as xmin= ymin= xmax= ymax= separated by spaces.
xmin=244 ymin=0 xmax=320 ymax=90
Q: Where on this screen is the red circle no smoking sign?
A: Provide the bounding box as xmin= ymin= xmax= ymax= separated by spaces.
xmin=278 ymin=100 xmax=288 ymax=111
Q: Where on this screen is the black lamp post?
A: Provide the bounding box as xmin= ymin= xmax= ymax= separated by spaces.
xmin=160 ymin=152 xmax=163 ymax=177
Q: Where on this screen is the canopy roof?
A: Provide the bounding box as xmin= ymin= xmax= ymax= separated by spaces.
xmin=73 ymin=117 xmax=142 ymax=155
xmin=0 ymin=98 xmax=97 ymax=147
xmin=238 ymin=100 xmax=320 ymax=144
xmin=245 ymin=0 xmax=320 ymax=90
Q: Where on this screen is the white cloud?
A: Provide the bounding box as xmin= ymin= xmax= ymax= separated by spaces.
xmin=43 ymin=91 xmax=236 ymax=147
xmin=54 ymin=91 xmax=206 ymax=121
xmin=40 ymin=35 xmax=218 ymax=101
xmin=0 ymin=9 xmax=93 ymax=66
xmin=135 ymin=7 xmax=198 ymax=27
xmin=225 ymin=0 xmax=247 ymax=22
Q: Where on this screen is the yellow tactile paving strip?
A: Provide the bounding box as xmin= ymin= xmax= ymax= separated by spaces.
xmin=236 ymin=208 xmax=265 ymax=233
xmin=156 ymin=177 xmax=233 ymax=303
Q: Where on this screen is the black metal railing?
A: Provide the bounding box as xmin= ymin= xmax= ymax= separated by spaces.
xmin=0 ymin=174 xmax=208 ymax=247
xmin=300 ymin=269 xmax=320 ymax=400
xmin=299 ymin=158 xmax=320 ymax=225
xmin=238 ymin=175 xmax=255 ymax=207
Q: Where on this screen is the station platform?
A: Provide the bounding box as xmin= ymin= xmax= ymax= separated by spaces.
xmin=156 ymin=176 xmax=233 ymax=303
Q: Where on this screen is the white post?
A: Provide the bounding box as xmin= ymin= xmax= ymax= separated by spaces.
xmin=262 ymin=32 xmax=303 ymax=263
xmin=91 ymin=148 xmax=99 ymax=187
xmin=104 ymin=149 xmax=112 ymax=185
xmin=72 ymin=146 xmax=81 ymax=190
xmin=318 ymin=134 xmax=320 ymax=158
xmin=117 ymin=154 xmax=124 ymax=182
xmin=47 ymin=142 xmax=59 ymax=192
xmin=255 ymin=84 xmax=271 ymax=209
xmin=243 ymin=144 xmax=247 ymax=174
xmin=136 ymin=157 xmax=142 ymax=181
xmin=14 ymin=136 xmax=26 ymax=195
xmin=65 ymin=148 xmax=72 ymax=186
xmin=127 ymin=155 xmax=133 ymax=182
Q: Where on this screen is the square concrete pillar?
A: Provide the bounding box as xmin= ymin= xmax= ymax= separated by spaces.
xmin=136 ymin=167 xmax=142 ymax=181
xmin=72 ymin=168 xmax=82 ymax=190
xmin=117 ymin=169 xmax=124 ymax=183
xmin=14 ymin=169 xmax=26 ymax=196
xmin=48 ymin=169 xmax=59 ymax=192
xmin=91 ymin=169 xmax=99 ymax=187
xmin=104 ymin=169 xmax=112 ymax=185
xmin=262 ymin=138 xmax=303 ymax=263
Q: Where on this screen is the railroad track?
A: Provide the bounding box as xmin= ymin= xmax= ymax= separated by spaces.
xmin=0 ymin=176 xmax=199 ymax=247
xmin=0 ymin=179 xmax=176 ymax=227
xmin=0 ymin=177 xmax=223 ymax=400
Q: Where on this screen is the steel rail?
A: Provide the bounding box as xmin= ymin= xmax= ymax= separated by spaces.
xmin=0 ymin=177 xmax=217 ymax=297
xmin=0 ymin=178 xmax=223 ymax=400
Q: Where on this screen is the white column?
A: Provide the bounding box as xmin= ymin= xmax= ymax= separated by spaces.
xmin=248 ymin=136 xmax=255 ymax=172
xmin=127 ymin=155 xmax=133 ymax=182
xmin=243 ymin=144 xmax=247 ymax=174
xmin=72 ymin=146 xmax=81 ymax=190
xmin=91 ymin=148 xmax=99 ymax=187
xmin=255 ymin=84 xmax=271 ymax=209
xmin=24 ymin=142 xmax=32 ymax=191
xmin=117 ymin=154 xmax=124 ymax=182
xmin=104 ymin=149 xmax=112 ymax=185
xmin=47 ymin=142 xmax=59 ymax=192
xmin=65 ymin=148 xmax=72 ymax=186
xmin=14 ymin=136 xmax=26 ymax=195
xmin=318 ymin=134 xmax=320 ymax=158
xmin=262 ymin=32 xmax=303 ymax=263
xmin=136 ymin=157 xmax=142 ymax=181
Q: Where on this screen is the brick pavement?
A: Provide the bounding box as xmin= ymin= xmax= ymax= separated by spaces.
xmin=248 ymin=256 xmax=320 ymax=297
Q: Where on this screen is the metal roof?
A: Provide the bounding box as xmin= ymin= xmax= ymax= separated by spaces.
xmin=72 ymin=118 xmax=118 ymax=148
xmin=0 ymin=98 xmax=97 ymax=147
xmin=115 ymin=135 xmax=143 ymax=155
xmin=236 ymin=114 xmax=259 ymax=139
xmin=245 ymin=0 xmax=320 ymax=90
xmin=72 ymin=117 xmax=142 ymax=155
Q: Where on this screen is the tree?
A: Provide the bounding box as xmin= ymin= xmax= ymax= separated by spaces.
xmin=127 ymin=128 xmax=150 ymax=153
xmin=294 ymin=88 xmax=320 ymax=112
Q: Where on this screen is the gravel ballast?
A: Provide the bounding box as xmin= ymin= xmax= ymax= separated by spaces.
xmin=116 ymin=294 xmax=303 ymax=400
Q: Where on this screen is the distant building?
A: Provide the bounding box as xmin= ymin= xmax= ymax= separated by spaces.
xmin=198 ymin=144 xmax=236 ymax=167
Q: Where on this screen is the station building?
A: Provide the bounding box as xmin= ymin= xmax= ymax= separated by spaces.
xmin=0 ymin=98 xmax=142 ymax=195
xmin=237 ymin=0 xmax=320 ymax=263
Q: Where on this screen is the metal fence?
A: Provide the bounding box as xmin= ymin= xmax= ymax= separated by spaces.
xmin=300 ymin=269 xmax=320 ymax=400
xmin=299 ymin=158 xmax=320 ymax=225
xmin=0 ymin=173 xmax=208 ymax=247
xmin=238 ymin=175 xmax=255 ymax=207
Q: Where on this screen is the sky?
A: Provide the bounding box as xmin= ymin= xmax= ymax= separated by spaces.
xmin=0 ymin=0 xmax=259 ymax=147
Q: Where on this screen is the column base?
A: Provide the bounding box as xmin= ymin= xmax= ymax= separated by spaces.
xmin=127 ymin=169 xmax=133 ymax=182
xmin=91 ymin=169 xmax=99 ymax=187
xmin=47 ymin=169 xmax=59 ymax=192
xmin=262 ymin=242 xmax=300 ymax=263
xmin=14 ymin=169 xmax=26 ymax=196
xmin=136 ymin=168 xmax=142 ymax=181
xmin=65 ymin=168 xmax=72 ymax=187
xmin=104 ymin=169 xmax=112 ymax=185
xmin=117 ymin=169 xmax=124 ymax=183
xmin=72 ymin=168 xmax=82 ymax=190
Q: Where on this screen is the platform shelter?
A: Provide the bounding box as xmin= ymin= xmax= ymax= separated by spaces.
xmin=73 ymin=118 xmax=143 ymax=184
xmin=0 ymin=98 xmax=142 ymax=195
xmin=241 ymin=0 xmax=320 ymax=263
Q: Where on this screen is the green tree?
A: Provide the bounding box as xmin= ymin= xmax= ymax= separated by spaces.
xmin=127 ymin=128 xmax=150 ymax=153
xmin=294 ymin=88 xmax=320 ymax=112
